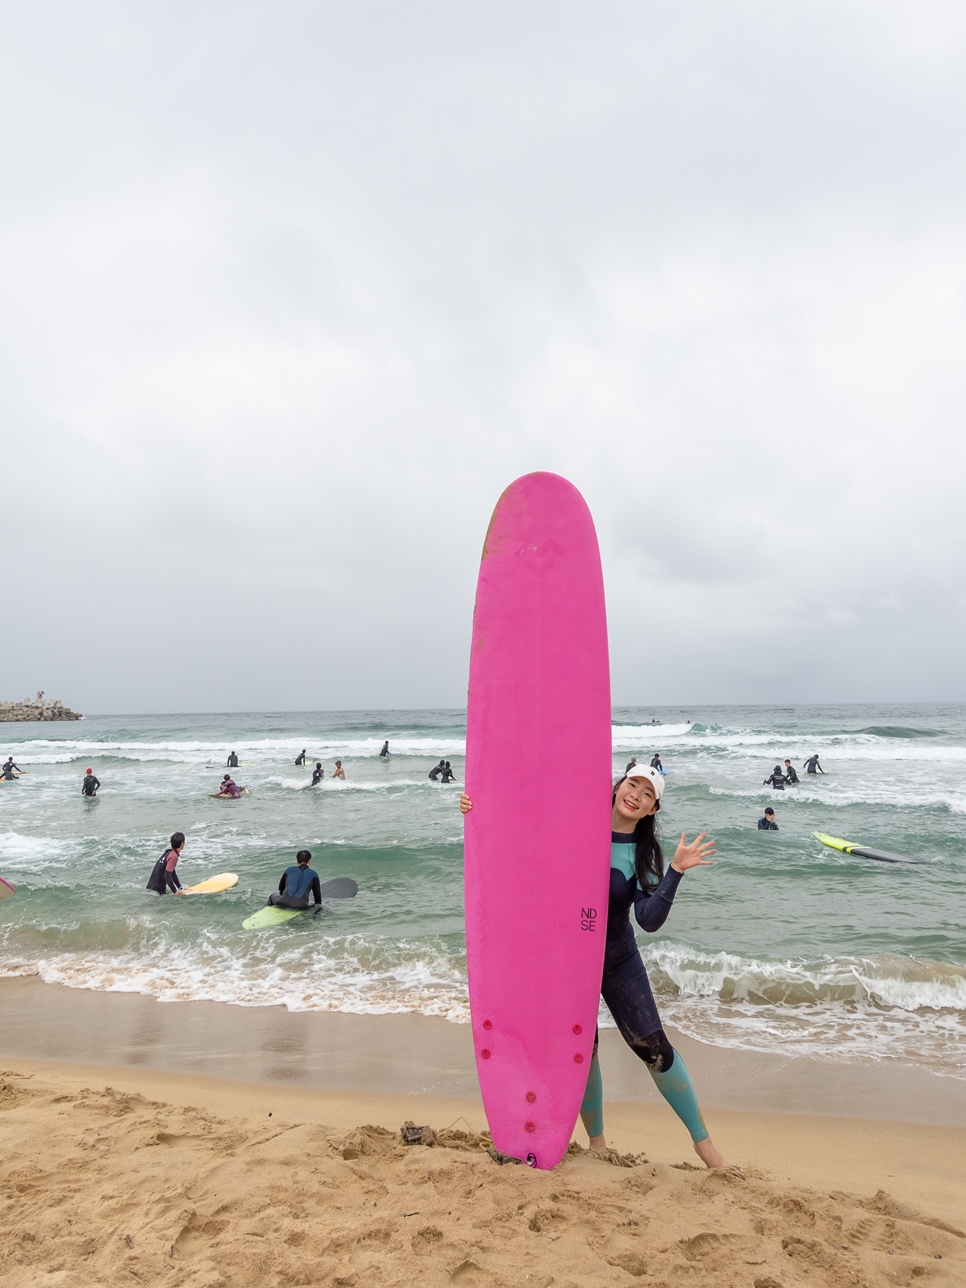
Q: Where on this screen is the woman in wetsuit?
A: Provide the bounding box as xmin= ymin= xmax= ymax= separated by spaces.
xmin=460 ymin=763 xmax=724 ymax=1168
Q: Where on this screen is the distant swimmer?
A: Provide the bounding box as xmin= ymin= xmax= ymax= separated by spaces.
xmin=650 ymin=754 xmax=665 ymax=775
xmin=440 ymin=761 xmax=457 ymax=783
xmin=146 ymin=832 xmax=187 ymax=896
xmin=81 ymin=768 xmax=100 ymax=797
xmin=625 ymin=757 xmax=638 ymax=773
xmin=379 ymin=741 xmax=390 ymax=758
xmin=763 ymin=765 xmax=787 ymax=791
xmin=757 ymin=808 xmax=779 ymax=831
xmin=428 ymin=759 xmax=445 ymax=781
xmin=783 ymin=759 xmax=799 ymax=784
xmin=332 ymin=760 xmax=346 ymax=780
xmin=218 ymin=774 xmax=242 ymax=798
xmin=803 ymin=755 xmax=826 ymax=775
xmin=267 ymin=850 xmax=322 ymax=910
xmin=227 ymin=751 xmax=239 ymax=767
xmin=311 ymin=762 xmax=324 ymax=786
xmin=295 ymin=749 xmax=307 ymax=766
xmin=2 ymin=757 xmax=22 ymax=780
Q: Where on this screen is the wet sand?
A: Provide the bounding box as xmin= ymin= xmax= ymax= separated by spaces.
xmin=2 ymin=975 xmax=965 ymax=1126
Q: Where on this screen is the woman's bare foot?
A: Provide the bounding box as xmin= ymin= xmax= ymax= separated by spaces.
xmin=693 ymin=1137 xmax=725 ymax=1168
xmin=588 ymin=1134 xmax=607 ymax=1152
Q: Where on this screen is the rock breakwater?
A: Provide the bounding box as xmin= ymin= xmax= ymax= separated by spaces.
xmin=0 ymin=698 xmax=82 ymax=722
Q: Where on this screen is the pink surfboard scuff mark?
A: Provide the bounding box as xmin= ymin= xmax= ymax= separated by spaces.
xmin=465 ymin=472 xmax=612 ymax=1170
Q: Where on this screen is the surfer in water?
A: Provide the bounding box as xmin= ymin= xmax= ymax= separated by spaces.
xmin=625 ymin=756 xmax=638 ymax=773
xmin=332 ymin=760 xmax=346 ymax=780
xmin=311 ymin=762 xmax=324 ymax=785
xmin=81 ymin=768 xmax=100 ymax=797
xmin=379 ymin=741 xmax=390 ymax=757
xmin=295 ymin=749 xmax=307 ymax=766
xmin=783 ymin=759 xmax=799 ymax=784
xmin=459 ymin=764 xmax=725 ymax=1169
xmin=268 ymin=850 xmax=323 ymax=910
xmin=217 ymin=775 xmax=242 ymax=798
xmin=227 ymin=751 xmax=239 ymax=767
xmin=804 ymin=754 xmax=826 ymax=775
xmin=440 ymin=761 xmax=458 ymax=783
xmin=650 ymin=753 xmax=665 ymax=775
xmin=146 ymin=832 xmax=187 ymax=895
xmin=758 ymin=808 xmax=778 ymax=830
xmin=2 ymin=757 xmax=23 ymax=780
xmin=429 ymin=760 xmax=445 ymax=781
xmin=763 ymin=765 xmax=787 ymax=790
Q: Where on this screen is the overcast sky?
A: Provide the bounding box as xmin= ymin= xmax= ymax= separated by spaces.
xmin=3 ymin=1 xmax=966 ymax=714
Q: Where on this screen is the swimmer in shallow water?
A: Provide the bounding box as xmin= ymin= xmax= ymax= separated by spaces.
xmin=311 ymin=762 xmax=324 ymax=785
xmin=146 ymin=832 xmax=187 ymax=895
xmin=268 ymin=850 xmax=323 ymax=910
xmin=460 ymin=764 xmax=724 ymax=1168
xmin=81 ymin=768 xmax=100 ymax=797
xmin=332 ymin=760 xmax=345 ymax=780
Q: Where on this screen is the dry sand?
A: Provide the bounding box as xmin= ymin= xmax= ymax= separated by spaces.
xmin=2 ymin=1059 xmax=964 ymax=1288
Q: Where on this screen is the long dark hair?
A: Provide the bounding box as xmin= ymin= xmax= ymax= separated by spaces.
xmin=613 ymin=776 xmax=664 ymax=889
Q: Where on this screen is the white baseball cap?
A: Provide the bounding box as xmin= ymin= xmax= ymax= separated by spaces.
xmin=623 ymin=763 xmax=665 ymax=800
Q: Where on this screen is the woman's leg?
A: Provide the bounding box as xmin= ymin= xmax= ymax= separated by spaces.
xmin=579 ymin=1032 xmax=605 ymax=1149
xmin=602 ymin=952 xmax=725 ymax=1167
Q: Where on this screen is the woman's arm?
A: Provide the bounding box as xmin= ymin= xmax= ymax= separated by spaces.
xmin=634 ymin=832 xmax=715 ymax=932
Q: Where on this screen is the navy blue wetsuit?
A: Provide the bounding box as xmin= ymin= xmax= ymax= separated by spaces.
xmin=580 ymin=834 xmax=708 ymax=1146
xmin=602 ymin=834 xmax=682 ymax=1058
xmin=269 ymin=865 xmax=322 ymax=909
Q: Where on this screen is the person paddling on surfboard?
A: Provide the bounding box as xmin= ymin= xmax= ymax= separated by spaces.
xmin=461 ymin=763 xmax=725 ymax=1169
xmin=146 ymin=832 xmax=187 ymax=895
xmin=268 ymin=850 xmax=323 ymax=910
xmin=217 ymin=774 xmax=242 ymax=798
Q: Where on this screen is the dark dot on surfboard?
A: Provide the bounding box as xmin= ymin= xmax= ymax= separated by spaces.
xmin=573 ymin=1024 xmax=582 ymax=1034
xmin=574 ymin=1053 xmax=583 ymax=1063
xmin=524 ymin=1121 xmax=535 ymax=1132
xmin=268 ymin=1113 xmax=272 ymax=1117
xmin=481 ymin=1049 xmax=491 ymax=1059
xmin=526 ymin=1092 xmax=536 ymax=1103
xmin=483 ymin=1020 xmax=492 ymax=1030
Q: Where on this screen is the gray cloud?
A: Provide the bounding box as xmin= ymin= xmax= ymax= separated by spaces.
xmin=2 ymin=1 xmax=965 ymax=711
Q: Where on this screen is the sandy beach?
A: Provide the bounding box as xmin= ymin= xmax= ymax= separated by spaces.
xmin=2 ymin=981 xmax=965 ymax=1286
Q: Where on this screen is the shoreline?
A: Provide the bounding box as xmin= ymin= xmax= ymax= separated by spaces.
xmin=3 ymin=974 xmax=965 ymax=1127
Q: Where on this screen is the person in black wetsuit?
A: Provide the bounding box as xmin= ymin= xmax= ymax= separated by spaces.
xmin=650 ymin=753 xmax=664 ymax=774
xmin=81 ymin=768 xmax=100 ymax=796
xmin=379 ymin=741 xmax=390 ymax=758
xmin=2 ymin=757 xmax=22 ymax=780
xmin=146 ymin=832 xmax=187 ymax=895
xmin=428 ymin=760 xmax=445 ymax=781
xmin=459 ymin=764 xmax=725 ymax=1169
xmin=227 ymin=752 xmax=239 ymax=767
xmin=295 ymin=750 xmax=307 ymax=766
xmin=758 ymin=808 xmax=778 ymax=830
xmin=763 ymin=765 xmax=787 ymax=790
xmin=625 ymin=756 xmax=638 ymax=773
xmin=783 ymin=759 xmax=799 ymax=784
xmin=311 ymin=762 xmax=324 ymax=785
xmin=803 ymin=755 xmax=826 ymax=775
xmin=440 ymin=761 xmax=457 ymax=783
xmin=268 ymin=850 xmax=322 ymax=909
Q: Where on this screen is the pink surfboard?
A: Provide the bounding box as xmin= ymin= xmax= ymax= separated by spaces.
xmin=464 ymin=472 xmax=612 ymax=1170
xmin=0 ymin=876 xmax=15 ymax=902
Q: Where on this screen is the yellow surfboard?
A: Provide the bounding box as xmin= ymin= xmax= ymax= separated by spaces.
xmin=182 ymin=873 xmax=239 ymax=894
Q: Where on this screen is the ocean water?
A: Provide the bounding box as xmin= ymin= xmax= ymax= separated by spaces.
xmin=1 ymin=705 xmax=964 ymax=1081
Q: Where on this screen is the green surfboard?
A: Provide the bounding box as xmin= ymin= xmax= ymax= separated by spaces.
xmin=243 ymin=905 xmax=302 ymax=929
